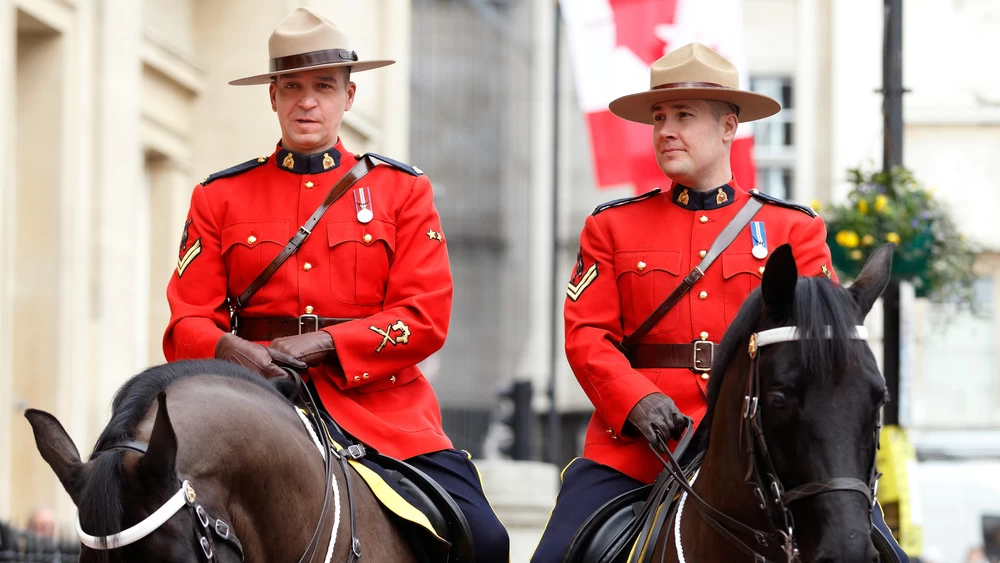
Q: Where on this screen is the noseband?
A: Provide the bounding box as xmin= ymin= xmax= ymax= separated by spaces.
xmin=75 ymin=441 xmax=244 ymax=561
xmin=653 ymin=324 xmax=882 ymax=563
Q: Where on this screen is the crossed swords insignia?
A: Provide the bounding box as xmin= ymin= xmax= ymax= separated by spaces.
xmin=369 ymin=320 xmax=411 ymax=353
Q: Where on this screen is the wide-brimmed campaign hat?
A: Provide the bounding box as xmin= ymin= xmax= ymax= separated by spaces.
xmin=609 ymin=43 xmax=780 ymax=124
xmin=229 ymin=7 xmax=395 ymax=86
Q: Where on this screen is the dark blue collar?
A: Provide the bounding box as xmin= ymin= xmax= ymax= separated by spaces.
xmin=275 ymin=146 xmax=343 ymax=174
xmin=670 ymin=183 xmax=736 ymax=210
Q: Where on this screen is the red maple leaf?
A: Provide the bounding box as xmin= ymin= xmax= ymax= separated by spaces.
xmin=608 ymin=0 xmax=679 ymax=65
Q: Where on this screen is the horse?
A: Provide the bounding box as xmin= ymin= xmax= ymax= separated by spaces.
xmin=24 ymin=359 xmax=418 ymax=562
xmin=648 ymin=243 xmax=896 ymax=562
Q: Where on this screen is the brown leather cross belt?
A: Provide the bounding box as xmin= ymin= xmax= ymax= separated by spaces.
xmin=625 ymin=341 xmax=717 ymax=372
xmin=234 ymin=315 xmax=354 ymax=341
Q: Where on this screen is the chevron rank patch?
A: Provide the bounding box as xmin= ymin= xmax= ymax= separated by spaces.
xmin=176 ymin=218 xmax=202 ymax=278
xmin=567 ymin=248 xmax=598 ymax=301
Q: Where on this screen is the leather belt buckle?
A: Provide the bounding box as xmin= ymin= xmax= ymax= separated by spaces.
xmin=299 ymin=314 xmax=320 ymax=334
xmin=693 ymin=340 xmax=714 ymax=372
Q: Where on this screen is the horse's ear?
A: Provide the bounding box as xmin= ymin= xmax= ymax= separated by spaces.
xmin=139 ymin=392 xmax=177 ymax=485
xmin=24 ymin=409 xmax=86 ymax=505
xmin=849 ymin=243 xmax=895 ymax=317
xmin=761 ymin=244 xmax=797 ymax=321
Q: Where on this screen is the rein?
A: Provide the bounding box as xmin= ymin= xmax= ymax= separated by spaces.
xmin=74 ymin=371 xmax=365 ymax=563
xmin=653 ymin=324 xmax=881 ymax=563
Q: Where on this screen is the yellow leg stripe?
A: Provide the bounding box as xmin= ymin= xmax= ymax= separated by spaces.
xmin=348 ymin=459 xmax=443 ymax=540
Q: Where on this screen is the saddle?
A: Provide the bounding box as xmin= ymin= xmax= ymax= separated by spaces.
xmin=366 ymin=451 xmax=477 ymax=563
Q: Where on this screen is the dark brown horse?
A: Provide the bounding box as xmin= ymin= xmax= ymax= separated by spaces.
xmin=651 ymin=244 xmax=895 ymax=562
xmin=25 ymin=359 xmax=417 ymax=562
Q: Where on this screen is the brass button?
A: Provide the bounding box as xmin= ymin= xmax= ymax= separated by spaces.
xmin=699 ymin=291 xmax=708 ymax=300
xmin=353 ymin=375 xmax=360 ymax=381
xmin=362 ymin=373 xmax=370 ymax=379
xmin=750 ymin=189 xmax=760 ymax=195
xmin=363 ymin=234 xmax=373 ymax=244
xmin=303 ymin=262 xmax=313 ymax=271
xmin=700 ymin=331 xmax=709 ymax=340
xmin=247 ymin=235 xmax=257 ymax=245
xmin=257 ymin=156 xmax=266 ymax=163
xmin=699 ymin=215 xmax=709 ymax=224
xmin=389 ymin=375 xmax=397 ymax=383
xmin=699 ymin=250 xmax=707 ymax=258
xmin=758 ymin=266 xmax=765 ymax=275
xmin=305 ymin=305 xmax=314 ymax=314
xmin=700 ymin=372 xmax=710 ymax=381
xmin=637 ymin=261 xmax=646 ymax=271
xmin=305 ymin=181 xmax=314 ymax=189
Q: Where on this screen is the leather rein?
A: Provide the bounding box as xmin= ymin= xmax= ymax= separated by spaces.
xmin=650 ymin=324 xmax=882 ymax=563
xmin=76 ymin=373 xmax=363 ymax=563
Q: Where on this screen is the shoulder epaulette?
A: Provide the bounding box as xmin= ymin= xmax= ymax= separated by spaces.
xmin=592 ymin=188 xmax=661 ymax=216
xmin=200 ymin=156 xmax=269 ymax=186
xmin=750 ymin=189 xmax=816 ymax=217
xmin=357 ymin=152 xmax=423 ymax=177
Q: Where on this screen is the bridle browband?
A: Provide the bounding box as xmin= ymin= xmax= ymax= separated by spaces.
xmin=77 ymin=441 xmax=244 ymax=561
xmin=652 ymin=324 xmax=882 ymax=563
xmin=75 ymin=372 xmax=364 ymax=563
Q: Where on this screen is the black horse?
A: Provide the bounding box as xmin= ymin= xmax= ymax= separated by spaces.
xmin=645 ymin=243 xmax=897 ymax=562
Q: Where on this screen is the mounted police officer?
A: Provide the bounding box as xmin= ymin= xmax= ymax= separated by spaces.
xmin=532 ymin=43 xmax=907 ymax=561
xmin=163 ymin=8 xmax=509 ymax=562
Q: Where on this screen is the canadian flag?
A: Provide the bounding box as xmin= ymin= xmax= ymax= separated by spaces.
xmin=562 ymin=0 xmax=757 ymax=194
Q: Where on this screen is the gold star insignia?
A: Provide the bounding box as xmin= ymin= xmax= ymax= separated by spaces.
xmin=426 ymin=229 xmax=443 ymax=242
xmin=821 ymin=264 xmax=832 ymax=280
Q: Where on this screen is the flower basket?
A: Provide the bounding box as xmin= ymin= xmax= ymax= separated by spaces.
xmin=821 ymin=166 xmax=976 ymax=304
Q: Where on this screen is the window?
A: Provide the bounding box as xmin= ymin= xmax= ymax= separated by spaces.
xmin=750 ymin=75 xmax=795 ymax=200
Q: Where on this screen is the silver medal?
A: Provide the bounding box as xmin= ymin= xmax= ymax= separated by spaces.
xmin=357 ymin=208 xmax=373 ymax=224
xmin=752 ymin=245 xmax=768 ymax=259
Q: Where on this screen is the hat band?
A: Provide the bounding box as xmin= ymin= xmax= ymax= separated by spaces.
xmin=269 ymin=48 xmax=359 ymax=73
xmin=653 ymin=81 xmax=729 ymax=90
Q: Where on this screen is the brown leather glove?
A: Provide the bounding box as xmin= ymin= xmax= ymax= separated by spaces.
xmin=625 ymin=393 xmax=690 ymax=452
xmin=268 ymin=331 xmax=336 ymax=368
xmin=215 ymin=333 xmax=298 ymax=379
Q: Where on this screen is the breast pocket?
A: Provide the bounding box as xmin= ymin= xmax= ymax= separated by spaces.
xmin=327 ymin=220 xmax=396 ymax=306
xmin=722 ymin=252 xmax=765 ymax=325
xmin=221 ymin=220 xmax=290 ymax=305
xmin=615 ymin=250 xmax=683 ymax=335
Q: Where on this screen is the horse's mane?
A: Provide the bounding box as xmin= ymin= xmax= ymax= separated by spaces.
xmin=79 ymin=359 xmax=289 ymax=552
xmin=695 ymin=277 xmax=863 ymax=449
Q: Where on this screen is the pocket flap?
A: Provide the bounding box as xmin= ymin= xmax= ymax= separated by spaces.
xmin=221 ymin=220 xmax=290 ymax=253
xmin=722 ymin=253 xmax=765 ymax=280
xmin=326 ymin=219 xmax=396 ymax=253
xmin=614 ymin=250 xmax=682 ymax=278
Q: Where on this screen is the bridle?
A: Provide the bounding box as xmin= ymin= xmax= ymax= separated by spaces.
xmin=75 ymin=373 xmax=365 ymax=563
xmin=75 ymin=441 xmax=244 ymax=562
xmin=654 ymin=324 xmax=882 ymax=563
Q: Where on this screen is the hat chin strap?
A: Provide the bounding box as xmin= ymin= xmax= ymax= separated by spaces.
xmin=76 ymin=481 xmax=190 ymax=550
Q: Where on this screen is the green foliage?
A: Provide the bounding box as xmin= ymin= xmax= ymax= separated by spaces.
xmin=821 ymin=166 xmax=977 ymax=307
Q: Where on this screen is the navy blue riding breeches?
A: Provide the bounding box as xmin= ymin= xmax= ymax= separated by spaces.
xmin=531 ymin=457 xmax=645 ymax=563
xmin=531 ymin=457 xmax=909 ymax=563
xmin=406 ymin=449 xmax=511 ymax=563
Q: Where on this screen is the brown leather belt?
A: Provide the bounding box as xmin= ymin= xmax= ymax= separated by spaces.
xmin=234 ymin=315 xmax=354 ymax=341
xmin=626 ymin=341 xmax=717 ymax=372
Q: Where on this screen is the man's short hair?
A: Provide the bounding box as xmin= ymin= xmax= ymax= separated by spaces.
xmin=709 ymin=100 xmax=740 ymax=121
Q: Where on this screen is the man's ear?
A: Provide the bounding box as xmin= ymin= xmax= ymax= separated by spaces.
xmin=269 ymin=80 xmax=278 ymax=112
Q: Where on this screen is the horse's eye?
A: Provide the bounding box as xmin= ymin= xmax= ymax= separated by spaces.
xmin=767 ymin=391 xmax=786 ymax=409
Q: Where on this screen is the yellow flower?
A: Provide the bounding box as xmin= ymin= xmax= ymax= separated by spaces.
xmin=874 ymin=195 xmax=888 ymax=213
xmin=857 ymin=199 xmax=869 ymax=214
xmin=849 ymin=249 xmax=864 ymax=260
xmin=811 ymin=199 xmax=822 ymax=212
xmin=886 ymin=232 xmax=901 ymax=244
xmin=836 ymin=230 xmax=860 ymax=248
xmin=862 ymin=234 xmax=875 ymax=246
